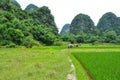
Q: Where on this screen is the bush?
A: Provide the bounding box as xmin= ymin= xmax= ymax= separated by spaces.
xmin=6 ymin=43 xmax=16 ymax=48
xmin=54 ymin=40 xmax=63 ymax=46
xmin=23 ymin=36 xmax=40 ymax=48
xmin=0 ymin=40 xmax=9 ymax=46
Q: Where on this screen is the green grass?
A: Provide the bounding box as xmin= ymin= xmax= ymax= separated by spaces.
xmin=1 ymin=44 xmax=120 ymax=80
xmin=0 ymin=47 xmax=70 ymax=80
xmin=72 ymin=50 xmax=120 ymax=80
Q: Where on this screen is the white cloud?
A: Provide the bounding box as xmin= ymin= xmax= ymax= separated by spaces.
xmin=16 ymin=0 xmax=120 ymax=32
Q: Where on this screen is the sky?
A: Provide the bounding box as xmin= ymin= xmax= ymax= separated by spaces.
xmin=16 ymin=0 xmax=120 ymax=32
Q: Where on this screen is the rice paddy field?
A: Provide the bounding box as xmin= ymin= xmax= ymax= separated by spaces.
xmin=0 ymin=44 xmax=120 ymax=80
xmin=71 ymin=44 xmax=120 ymax=80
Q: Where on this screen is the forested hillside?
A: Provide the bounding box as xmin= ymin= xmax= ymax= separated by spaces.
xmin=60 ymin=24 xmax=70 ymax=35
xmin=0 ymin=0 xmax=58 ymax=47
xmin=70 ymin=13 xmax=95 ymax=35
xmin=61 ymin=12 xmax=120 ymax=44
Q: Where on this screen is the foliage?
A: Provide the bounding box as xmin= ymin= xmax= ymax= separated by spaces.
xmin=10 ymin=0 xmax=21 ymax=8
xmin=61 ymin=34 xmax=76 ymax=43
xmin=61 ymin=12 xmax=120 ymax=44
xmin=6 ymin=42 xmax=16 ymax=48
xmin=4 ymin=28 xmax=24 ymax=45
xmin=25 ymin=4 xmax=38 ymax=10
xmin=103 ymin=30 xmax=117 ymax=43
xmin=28 ymin=6 xmax=58 ymax=34
xmin=23 ymin=35 xmax=40 ymax=48
xmin=97 ymin=12 xmax=117 ymax=32
xmin=53 ymin=38 xmax=64 ymax=46
xmin=70 ymin=13 xmax=95 ymax=35
xmin=76 ymin=31 xmax=86 ymax=43
xmin=0 ymin=0 xmax=58 ymax=47
xmin=30 ymin=25 xmax=56 ymax=45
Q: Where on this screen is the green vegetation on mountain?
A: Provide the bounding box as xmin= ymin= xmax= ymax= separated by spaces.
xmin=0 ymin=0 xmax=58 ymax=47
xmin=70 ymin=13 xmax=95 ymax=35
xmin=10 ymin=0 xmax=21 ymax=8
xmin=97 ymin=12 xmax=120 ymax=35
xmin=60 ymin=24 xmax=70 ymax=35
xmin=25 ymin=4 xmax=38 ymax=10
xmin=61 ymin=12 xmax=120 ymax=44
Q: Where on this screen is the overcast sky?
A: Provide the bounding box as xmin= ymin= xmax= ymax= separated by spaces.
xmin=16 ymin=0 xmax=120 ymax=32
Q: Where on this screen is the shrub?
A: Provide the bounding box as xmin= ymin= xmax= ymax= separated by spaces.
xmin=54 ymin=40 xmax=63 ymax=46
xmin=23 ymin=36 xmax=40 ymax=48
xmin=6 ymin=42 xmax=16 ymax=48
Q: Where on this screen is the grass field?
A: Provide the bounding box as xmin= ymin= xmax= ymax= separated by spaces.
xmin=0 ymin=46 xmax=70 ymax=80
xmin=0 ymin=44 xmax=120 ymax=80
xmin=72 ymin=44 xmax=120 ymax=80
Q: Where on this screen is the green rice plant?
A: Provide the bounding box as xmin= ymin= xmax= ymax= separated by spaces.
xmin=72 ymin=52 xmax=120 ymax=80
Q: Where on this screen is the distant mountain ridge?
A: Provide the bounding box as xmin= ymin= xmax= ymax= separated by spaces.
xmin=60 ymin=24 xmax=70 ymax=35
xmin=97 ymin=12 xmax=120 ymax=35
xmin=61 ymin=12 xmax=120 ymax=36
xmin=10 ymin=0 xmax=21 ymax=8
xmin=70 ymin=13 xmax=95 ymax=35
xmin=25 ymin=4 xmax=38 ymax=10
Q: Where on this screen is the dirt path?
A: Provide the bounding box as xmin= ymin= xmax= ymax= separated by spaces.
xmin=67 ymin=58 xmax=77 ymax=80
xmin=61 ymin=49 xmax=92 ymax=80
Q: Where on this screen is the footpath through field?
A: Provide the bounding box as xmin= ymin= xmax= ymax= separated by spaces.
xmin=61 ymin=48 xmax=92 ymax=80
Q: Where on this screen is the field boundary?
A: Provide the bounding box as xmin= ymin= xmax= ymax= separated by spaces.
xmin=67 ymin=58 xmax=76 ymax=80
xmin=69 ymin=53 xmax=91 ymax=80
xmin=73 ymin=55 xmax=93 ymax=80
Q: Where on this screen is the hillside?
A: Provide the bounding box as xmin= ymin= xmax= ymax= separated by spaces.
xmin=70 ymin=13 xmax=95 ymax=35
xmin=25 ymin=4 xmax=38 ymax=10
xmin=60 ymin=12 xmax=120 ymax=44
xmin=0 ymin=0 xmax=58 ymax=47
xmin=10 ymin=0 xmax=21 ymax=8
xmin=60 ymin=24 xmax=70 ymax=35
xmin=97 ymin=12 xmax=120 ymax=35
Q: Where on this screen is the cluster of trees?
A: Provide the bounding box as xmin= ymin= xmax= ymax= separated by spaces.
xmin=0 ymin=0 xmax=58 ymax=47
xmin=61 ymin=31 xmax=120 ymax=44
xmin=60 ymin=12 xmax=120 ymax=44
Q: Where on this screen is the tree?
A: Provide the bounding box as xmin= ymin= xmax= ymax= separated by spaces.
xmin=104 ymin=30 xmax=117 ymax=43
xmin=28 ymin=6 xmax=58 ymax=34
xmin=4 ymin=28 xmax=24 ymax=45
xmin=76 ymin=31 xmax=86 ymax=43
xmin=30 ymin=25 xmax=56 ymax=45
xmin=23 ymin=35 xmax=40 ymax=48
